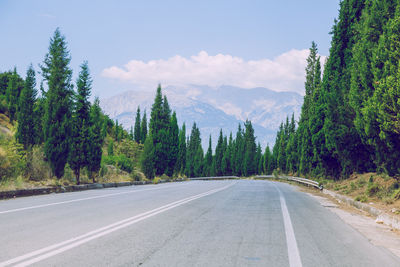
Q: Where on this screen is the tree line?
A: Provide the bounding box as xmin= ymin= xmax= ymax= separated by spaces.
xmin=271 ymin=0 xmax=400 ymax=179
xmin=1 ymin=28 xmax=271 ymax=183
xmin=140 ymin=85 xmax=271 ymax=179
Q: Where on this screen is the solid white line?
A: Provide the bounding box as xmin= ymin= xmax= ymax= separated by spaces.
xmin=0 ymin=183 xmax=189 ymax=215
xmin=0 ymin=182 xmax=236 ymax=267
xmin=272 ymin=182 xmax=302 ymax=267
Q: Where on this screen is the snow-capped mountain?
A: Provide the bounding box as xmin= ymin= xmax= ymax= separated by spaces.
xmin=100 ymin=85 xmax=303 ymax=149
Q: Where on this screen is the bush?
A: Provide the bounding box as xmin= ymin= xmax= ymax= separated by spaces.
xmin=366 ymin=183 xmax=380 ymax=196
xmin=355 ymin=194 xmax=368 ymax=203
xmin=130 ymin=168 xmax=145 ymax=181
xmin=392 ymin=188 xmax=400 ymax=200
xmin=25 ymin=146 xmax=52 ymax=181
xmin=102 ymin=154 xmax=134 ymax=173
xmin=153 ymin=177 xmax=161 ymax=184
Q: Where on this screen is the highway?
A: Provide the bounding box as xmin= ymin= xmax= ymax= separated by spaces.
xmin=0 ymin=180 xmax=398 ymax=267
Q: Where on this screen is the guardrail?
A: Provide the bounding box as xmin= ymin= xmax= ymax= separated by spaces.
xmin=189 ymin=176 xmax=239 ymax=180
xmin=255 ymin=175 xmax=323 ymax=190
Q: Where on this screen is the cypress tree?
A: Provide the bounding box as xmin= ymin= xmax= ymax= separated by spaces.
xmin=186 ymin=122 xmax=201 ymax=177
xmin=69 ymin=61 xmax=92 ymax=184
xmin=165 ymin=111 xmax=179 ymax=176
xmin=176 ymin=123 xmax=186 ymax=175
xmin=243 ymin=120 xmax=256 ymax=176
xmin=41 ymin=28 xmax=73 ymax=178
xmin=149 ymin=85 xmax=170 ymax=175
xmin=140 ymin=110 xmax=147 ymax=144
xmin=215 ymin=129 xmax=224 ymax=176
xmin=203 ymin=135 xmax=213 ymax=176
xmin=87 ymin=97 xmax=104 ymax=182
xmin=134 ymin=106 xmax=141 ymax=143
xmin=17 ymin=65 xmax=37 ymax=149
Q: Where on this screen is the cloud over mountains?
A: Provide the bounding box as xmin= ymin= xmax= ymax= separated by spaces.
xmin=102 ymin=49 xmax=320 ymax=95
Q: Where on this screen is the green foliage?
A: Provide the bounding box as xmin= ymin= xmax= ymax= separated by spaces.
xmin=141 ymin=134 xmax=155 ymax=179
xmin=107 ymin=139 xmax=114 ymax=156
xmin=6 ymin=68 xmax=24 ymax=122
xmin=355 ymin=194 xmax=368 ymax=203
xmin=41 ymin=28 xmax=73 ymax=178
xmin=103 ymin=154 xmax=133 ymax=173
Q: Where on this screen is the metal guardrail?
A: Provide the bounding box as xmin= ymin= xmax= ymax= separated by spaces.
xmin=189 ymin=176 xmax=239 ymax=180
xmin=255 ymin=175 xmax=323 ymax=190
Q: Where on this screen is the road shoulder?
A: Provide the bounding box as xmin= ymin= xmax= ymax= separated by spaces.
xmin=298 ymin=186 xmax=400 ymax=259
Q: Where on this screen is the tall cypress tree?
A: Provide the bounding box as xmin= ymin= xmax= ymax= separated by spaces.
xmin=134 ymin=106 xmax=141 ymax=143
xmin=165 ymin=111 xmax=179 ymax=176
xmin=203 ymin=135 xmax=213 ymax=176
xmin=140 ymin=110 xmax=147 ymax=144
xmin=215 ymin=129 xmax=224 ymax=176
xmin=243 ymin=120 xmax=256 ymax=176
xmin=149 ymin=85 xmax=170 ymax=175
xmin=41 ymin=28 xmax=73 ymax=178
xmin=69 ymin=61 xmax=91 ymax=184
xmin=87 ymin=97 xmax=104 ymax=182
xmin=17 ymin=65 xmax=37 ymax=149
xmin=186 ymin=122 xmax=201 ymax=177
xmin=176 ymin=123 xmax=186 ymax=175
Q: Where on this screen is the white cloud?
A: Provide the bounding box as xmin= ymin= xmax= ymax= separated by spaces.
xmin=102 ymin=50 xmax=326 ymax=95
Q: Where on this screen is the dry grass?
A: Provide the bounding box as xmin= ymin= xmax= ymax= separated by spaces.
xmin=323 ymin=172 xmax=400 ymax=213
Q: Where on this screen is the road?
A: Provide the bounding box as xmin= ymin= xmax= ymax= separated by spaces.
xmin=0 ymin=180 xmax=398 ymax=267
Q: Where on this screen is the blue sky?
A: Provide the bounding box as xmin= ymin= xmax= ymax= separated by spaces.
xmin=0 ymin=0 xmax=340 ymax=98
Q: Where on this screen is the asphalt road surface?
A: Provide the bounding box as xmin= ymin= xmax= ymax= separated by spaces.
xmin=0 ymin=180 xmax=399 ymax=267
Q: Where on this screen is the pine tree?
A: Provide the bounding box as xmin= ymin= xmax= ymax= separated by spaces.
xmin=134 ymin=106 xmax=141 ymax=143
xmin=87 ymin=97 xmax=104 ymax=182
xmin=141 ymin=134 xmax=155 ymax=179
xmin=41 ymin=28 xmax=73 ymax=178
xmin=140 ymin=110 xmax=147 ymax=144
xmin=233 ymin=124 xmax=244 ymax=176
xmin=69 ymin=61 xmax=92 ymax=184
xmin=17 ymin=65 xmax=37 ymax=149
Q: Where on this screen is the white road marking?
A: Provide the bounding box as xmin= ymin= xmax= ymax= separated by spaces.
xmin=0 ymin=182 xmax=236 ymax=267
xmin=0 ymin=183 xmax=189 ymax=215
xmin=272 ymin=182 xmax=303 ymax=267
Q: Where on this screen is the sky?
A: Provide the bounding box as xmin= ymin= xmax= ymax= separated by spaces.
xmin=0 ymin=0 xmax=340 ymax=98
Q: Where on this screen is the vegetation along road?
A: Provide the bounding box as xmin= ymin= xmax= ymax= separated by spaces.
xmin=0 ymin=180 xmax=398 ymax=267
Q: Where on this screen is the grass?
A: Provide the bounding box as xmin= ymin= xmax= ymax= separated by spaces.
xmin=321 ymin=172 xmax=400 ymax=212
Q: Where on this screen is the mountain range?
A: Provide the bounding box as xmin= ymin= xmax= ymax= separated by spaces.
xmin=100 ymin=85 xmax=303 ymax=149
